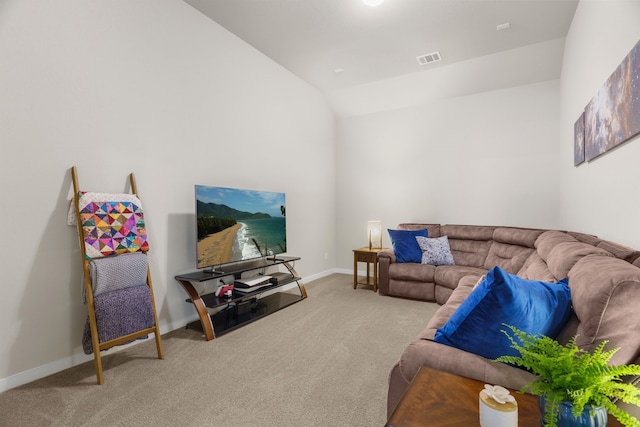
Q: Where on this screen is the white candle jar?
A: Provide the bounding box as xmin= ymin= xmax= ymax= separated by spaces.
xmin=479 ymin=385 xmax=518 ymax=427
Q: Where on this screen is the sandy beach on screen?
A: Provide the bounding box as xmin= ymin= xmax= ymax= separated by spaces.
xmin=197 ymin=223 xmax=242 ymax=267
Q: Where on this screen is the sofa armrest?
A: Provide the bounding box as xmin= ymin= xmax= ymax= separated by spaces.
xmin=378 ymin=248 xmax=395 ymax=295
xmin=388 ymin=339 xmax=536 ymax=418
xmin=378 ymin=248 xmax=395 ymax=263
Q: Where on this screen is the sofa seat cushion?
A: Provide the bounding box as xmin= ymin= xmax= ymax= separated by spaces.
xmin=423 ymin=275 xmax=479 ymax=340
xmin=568 ymin=254 xmax=640 ymax=365
xmin=432 ymin=266 xmax=572 ymax=360
xmin=434 ymin=286 xmax=456 ymax=305
xmin=389 ymin=262 xmax=436 ymax=283
xmin=388 ymin=279 xmax=435 ymax=301
xmin=434 ymin=265 xmax=487 ymax=290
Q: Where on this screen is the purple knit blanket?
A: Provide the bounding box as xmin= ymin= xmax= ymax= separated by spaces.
xmin=82 ymin=284 xmax=155 ymax=355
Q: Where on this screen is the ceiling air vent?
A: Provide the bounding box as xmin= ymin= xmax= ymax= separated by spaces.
xmin=416 ymin=51 xmax=442 ymax=65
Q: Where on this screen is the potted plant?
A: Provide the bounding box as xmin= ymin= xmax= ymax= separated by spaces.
xmin=496 ymin=324 xmax=640 ymax=427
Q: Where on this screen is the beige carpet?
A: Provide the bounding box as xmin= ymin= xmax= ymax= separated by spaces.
xmin=0 ymin=274 xmax=438 ymax=427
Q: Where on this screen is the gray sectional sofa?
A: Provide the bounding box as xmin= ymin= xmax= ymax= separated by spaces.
xmin=380 ymin=223 xmax=640 ymax=417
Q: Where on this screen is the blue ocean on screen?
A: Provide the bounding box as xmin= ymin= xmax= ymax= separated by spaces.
xmin=231 ymin=217 xmax=286 ymax=260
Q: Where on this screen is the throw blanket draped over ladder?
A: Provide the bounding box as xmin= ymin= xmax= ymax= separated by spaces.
xmin=81 ymin=253 xmax=153 ymax=354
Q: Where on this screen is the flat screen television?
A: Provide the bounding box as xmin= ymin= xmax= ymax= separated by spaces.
xmin=195 ymin=185 xmax=286 ymax=271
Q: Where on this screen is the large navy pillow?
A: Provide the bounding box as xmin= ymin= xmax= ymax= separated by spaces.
xmin=433 ymin=266 xmax=572 ymax=360
xmin=388 ymin=229 xmax=427 ymax=263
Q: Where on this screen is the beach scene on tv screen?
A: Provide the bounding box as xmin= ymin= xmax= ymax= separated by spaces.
xmin=196 ymin=185 xmax=286 ymax=269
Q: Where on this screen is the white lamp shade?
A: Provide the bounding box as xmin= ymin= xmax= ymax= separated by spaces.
xmin=368 ymin=221 xmax=382 ymax=249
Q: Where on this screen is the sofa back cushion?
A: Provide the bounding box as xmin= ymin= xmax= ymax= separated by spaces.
xmin=398 ymin=223 xmax=441 ymax=237
xmin=482 ymin=228 xmax=544 ymax=274
xmin=568 ymin=254 xmax=640 ymax=365
xmin=494 ymin=227 xmax=545 ymax=248
xmin=568 ymin=231 xmax=601 ymax=246
xmin=535 ymin=231 xmax=612 ymax=279
xmin=547 ymin=242 xmax=612 ymax=279
xmin=517 ymin=252 xmax=557 ymax=282
xmin=440 ymin=225 xmax=495 ymax=268
xmin=568 ymin=231 xmax=640 ymax=263
xmin=535 ymin=230 xmax=578 ymax=260
xmin=597 ymin=240 xmax=640 ymax=263
xmin=484 ymin=243 xmax=533 ymax=274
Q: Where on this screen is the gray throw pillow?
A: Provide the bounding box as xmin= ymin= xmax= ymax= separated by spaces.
xmin=416 ymin=235 xmax=454 ymax=266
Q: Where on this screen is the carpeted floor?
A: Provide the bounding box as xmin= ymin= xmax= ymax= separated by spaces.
xmin=0 ymin=274 xmax=438 ymax=426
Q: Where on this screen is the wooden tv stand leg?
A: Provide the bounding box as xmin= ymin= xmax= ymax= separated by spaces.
xmin=176 ymin=279 xmax=215 ymax=341
xmin=283 ymin=261 xmax=308 ymax=298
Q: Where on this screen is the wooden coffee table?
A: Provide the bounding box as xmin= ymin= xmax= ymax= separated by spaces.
xmin=385 ymin=366 xmax=623 ymax=427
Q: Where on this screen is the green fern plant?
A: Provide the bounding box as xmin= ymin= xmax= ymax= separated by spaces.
xmin=496 ymin=324 xmax=640 ymax=427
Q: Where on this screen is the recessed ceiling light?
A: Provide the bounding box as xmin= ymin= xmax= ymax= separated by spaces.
xmin=497 ymin=22 xmax=511 ymax=31
xmin=363 ymin=0 xmax=384 ymax=7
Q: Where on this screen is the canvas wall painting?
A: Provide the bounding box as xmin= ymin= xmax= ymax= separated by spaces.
xmin=584 ymin=40 xmax=640 ymax=162
xmin=574 ymin=112 xmax=585 ymax=166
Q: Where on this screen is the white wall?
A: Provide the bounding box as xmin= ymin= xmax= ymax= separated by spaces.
xmin=3 ymin=0 xmax=639 ymax=393
xmin=0 ymin=0 xmax=336 ymax=389
xmin=328 ymin=38 xmax=566 ymax=118
xmin=335 ymin=0 xmax=640 ymax=270
xmin=559 ymin=0 xmax=640 ymax=248
xmin=336 ymin=79 xmax=563 ymax=269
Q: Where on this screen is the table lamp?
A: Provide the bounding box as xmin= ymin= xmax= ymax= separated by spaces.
xmin=368 ymin=221 xmax=382 ymax=250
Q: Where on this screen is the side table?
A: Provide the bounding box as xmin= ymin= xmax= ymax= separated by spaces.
xmin=353 ymin=247 xmax=385 ymax=292
xmin=385 ymin=366 xmax=623 ymax=427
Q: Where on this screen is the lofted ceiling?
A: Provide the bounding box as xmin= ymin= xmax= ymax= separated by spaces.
xmin=184 ymin=0 xmax=579 ymax=93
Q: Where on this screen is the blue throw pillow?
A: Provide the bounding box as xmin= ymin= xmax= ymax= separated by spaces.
xmin=388 ymin=229 xmax=428 ymax=263
xmin=433 ymin=266 xmax=572 ymax=360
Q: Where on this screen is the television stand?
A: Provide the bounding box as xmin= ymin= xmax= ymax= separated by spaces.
xmin=174 ymin=256 xmax=306 ymax=341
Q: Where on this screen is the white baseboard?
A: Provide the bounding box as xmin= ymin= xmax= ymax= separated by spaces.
xmin=0 ymin=318 xmax=189 ymax=394
xmin=302 ymin=268 xmax=345 ymax=283
xmin=333 ymin=268 xmax=353 ymax=276
xmin=0 ymin=271 xmax=339 ymax=393
xmin=323 ymin=267 xmax=378 ymax=278
xmin=0 ymin=352 xmax=91 ymax=393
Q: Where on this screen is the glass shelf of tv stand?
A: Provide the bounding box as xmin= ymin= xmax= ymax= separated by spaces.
xmin=189 ymin=279 xmax=303 ymax=337
xmin=192 ymin=273 xmax=302 ymax=309
xmin=174 ymin=256 xmax=306 ymax=340
xmin=175 ymin=256 xmax=301 ymax=283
